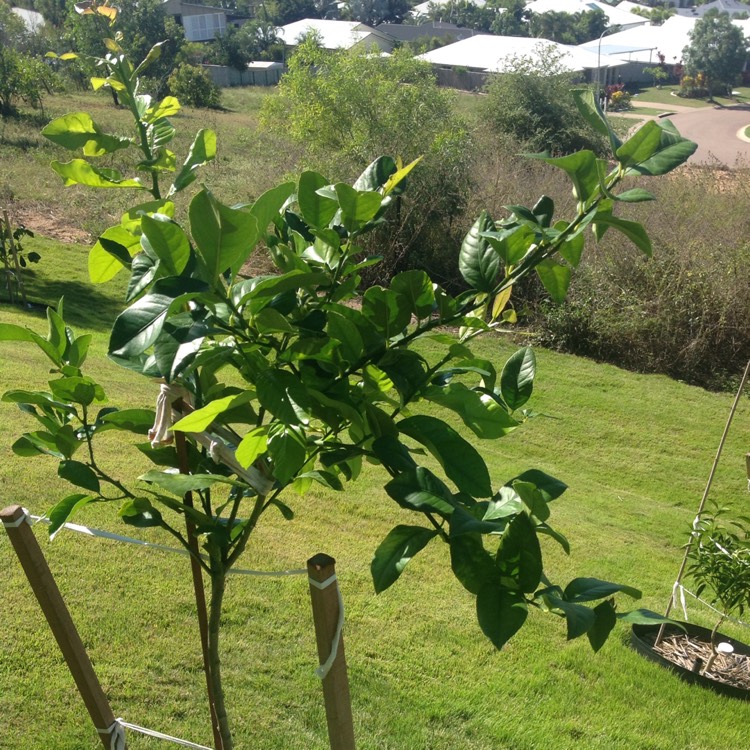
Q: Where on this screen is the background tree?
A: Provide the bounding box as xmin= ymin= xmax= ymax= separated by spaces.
xmin=529 ymin=9 xmax=609 ymax=45
xmin=344 ymin=0 xmax=411 ymax=25
xmin=682 ymin=12 xmax=748 ymax=97
xmin=260 ymin=40 xmax=473 ymax=285
xmin=267 ymin=0 xmax=321 ymax=25
xmin=66 ymin=0 xmax=185 ymax=94
xmin=481 ymin=47 xmax=607 ymax=155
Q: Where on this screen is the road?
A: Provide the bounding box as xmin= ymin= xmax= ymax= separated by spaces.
xmin=621 ymin=100 xmax=750 ymax=167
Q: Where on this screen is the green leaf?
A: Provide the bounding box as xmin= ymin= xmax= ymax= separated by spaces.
xmin=371 ymin=435 xmax=417 ymax=472
xmin=500 ymin=347 xmax=535 ymax=411
xmin=362 ymin=287 xmax=412 ymax=339
xmin=58 ymin=460 xmax=100 ymax=493
xmin=47 ymin=493 xmax=94 ymax=538
xmin=563 ymin=578 xmax=641 ymax=603
xmin=615 ymin=188 xmax=655 ymax=203
xmin=506 ymin=470 xmax=567 ymax=502
xmin=140 ymin=215 xmax=190 ymax=277
xmin=49 ymin=376 xmax=104 ymax=407
xmin=547 ymin=596 xmax=597 ymax=640
xmin=587 ymin=600 xmax=617 ymax=652
xmin=476 ymin=584 xmax=528 ymax=649
xmin=50 ymin=159 xmax=144 ymax=189
xmin=624 ymin=119 xmax=697 ymax=177
xmin=12 ymin=432 xmax=64 ymax=458
xmin=172 ymin=393 xmax=249 ymax=433
xmin=450 ymin=533 xmax=498 ymax=594
xmin=267 ymin=427 xmax=306 ymax=485
xmin=571 ymin=88 xmax=622 ymax=153
xmin=255 ymin=369 xmax=311 ymax=425
xmin=139 ymin=469 xmax=240 ymax=496
xmin=99 ymin=408 xmax=155 ymax=434
xmin=371 ymin=525 xmax=438 ymax=594
xmin=298 ymin=171 xmax=339 ymax=228
xmin=89 ymin=226 xmax=139 ymax=283
xmin=171 ymin=129 xmax=217 ymax=194
xmin=334 ymin=183 xmax=382 ymax=227
xmin=109 ymin=278 xmax=208 ymax=357
xmin=384 ymin=467 xmax=456 ymax=516
xmin=482 ymin=225 xmax=534 ymax=267
xmin=398 ymin=415 xmax=492 ymax=497
xmin=615 ymin=120 xmax=664 ymax=169
xmin=459 ymin=211 xmax=498 ymax=292
xmin=532 ymin=150 xmax=599 ymax=204
xmin=536 ymin=259 xmax=571 ymax=303
xmin=496 ymin=512 xmax=542 ymax=594
xmin=353 ymin=156 xmax=397 ymax=192
xmin=235 ymin=426 xmax=270 ymax=468
xmin=249 ymin=181 xmax=295 ymax=237
xmin=424 ymin=383 xmax=518 ymax=439
xmin=134 ymin=41 xmax=166 ymax=78
xmin=617 ymin=609 xmax=683 ymax=627
xmin=119 ymin=498 xmax=164 ymax=528
xmin=390 ymin=270 xmax=435 ymax=320
xmin=190 ymin=189 xmax=258 ymax=282
xmin=42 ymin=113 xmax=131 ymax=156
xmin=0 ymin=323 xmax=35 ymax=343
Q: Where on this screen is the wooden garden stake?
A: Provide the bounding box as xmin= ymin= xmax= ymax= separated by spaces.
xmin=307 ymin=553 xmax=355 ymax=750
xmin=1 ymin=504 xmax=124 ymax=750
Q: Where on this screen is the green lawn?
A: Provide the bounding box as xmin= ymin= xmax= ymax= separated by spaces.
xmin=632 ymin=85 xmax=750 ymax=109
xmin=2 ymin=240 xmax=750 ymax=749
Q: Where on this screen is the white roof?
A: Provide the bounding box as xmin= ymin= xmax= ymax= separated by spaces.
xmin=579 ymin=15 xmax=698 ymax=64
xmin=278 ymin=19 xmax=383 ymax=49
xmin=616 ymin=0 xmax=651 ymax=12
xmin=526 ymin=0 xmax=647 ymax=27
xmin=419 ymin=34 xmax=625 ymax=72
xmin=11 ymin=7 xmax=45 ymax=31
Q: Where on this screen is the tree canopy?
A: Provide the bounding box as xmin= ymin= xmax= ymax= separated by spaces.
xmin=683 ymin=12 xmax=748 ymax=96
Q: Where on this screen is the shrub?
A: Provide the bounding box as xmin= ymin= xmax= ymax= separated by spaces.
xmin=533 ymin=167 xmax=750 ymax=390
xmin=167 ymin=63 xmax=221 ymax=108
xmin=481 ymin=47 xmax=607 ymax=155
xmin=260 ymin=41 xmax=473 ymax=286
xmin=0 ymin=49 xmax=59 ymax=117
xmin=678 ymin=73 xmax=709 ymax=99
xmin=606 ymin=83 xmax=631 ymax=111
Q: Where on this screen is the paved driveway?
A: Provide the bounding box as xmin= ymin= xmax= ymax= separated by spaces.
xmin=670 ymin=105 xmax=750 ymax=167
xmin=622 ymin=101 xmax=750 ymax=167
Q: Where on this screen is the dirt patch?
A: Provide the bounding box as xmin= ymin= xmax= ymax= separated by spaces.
xmin=8 ymin=204 xmax=92 ymax=244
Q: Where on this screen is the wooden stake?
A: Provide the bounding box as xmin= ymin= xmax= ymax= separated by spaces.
xmin=1 ymin=505 xmax=124 ymax=749
xmin=3 ymin=210 xmax=27 ymax=308
xmin=307 ymin=554 xmax=355 ymax=750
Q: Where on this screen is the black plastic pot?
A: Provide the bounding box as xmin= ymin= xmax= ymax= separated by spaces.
xmin=631 ymin=621 xmax=750 ymax=701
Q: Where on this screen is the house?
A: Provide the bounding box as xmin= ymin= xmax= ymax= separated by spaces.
xmin=162 ymin=0 xmax=247 ymax=42
xmin=419 ymin=33 xmax=618 ymax=73
xmin=277 ymin=19 xmax=395 ymax=52
xmin=676 ymin=0 xmax=750 ymax=17
xmin=376 ymin=21 xmax=483 ymax=45
xmin=11 ymin=6 xmax=45 ymax=33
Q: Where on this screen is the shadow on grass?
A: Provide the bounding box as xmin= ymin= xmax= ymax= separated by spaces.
xmin=1 ymin=275 xmax=124 ymax=333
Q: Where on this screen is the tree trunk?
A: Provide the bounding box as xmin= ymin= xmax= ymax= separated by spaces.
xmin=209 ymin=561 xmax=233 ymax=749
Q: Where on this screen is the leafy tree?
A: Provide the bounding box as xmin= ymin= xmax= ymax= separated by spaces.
xmin=66 ymin=0 xmax=184 ymax=94
xmin=683 ymin=12 xmax=748 ymax=97
xmin=2 ymin=9 xmax=698 ymax=750
xmin=529 ymin=9 xmax=608 ymax=45
xmin=267 ymin=0 xmax=321 ymax=25
xmin=261 ymin=40 xmax=473 ymax=284
xmin=493 ymin=0 xmax=532 ymax=37
xmin=0 ymin=47 xmax=58 ymax=116
xmin=482 ymin=47 xmax=607 ymax=155
xmin=344 ymin=0 xmax=411 ymax=25
xmin=211 ymin=20 xmax=281 ymax=70
xmin=168 ymin=63 xmax=222 ymax=107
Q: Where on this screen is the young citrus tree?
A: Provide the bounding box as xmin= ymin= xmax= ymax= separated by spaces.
xmin=1 ymin=7 xmax=698 ymax=748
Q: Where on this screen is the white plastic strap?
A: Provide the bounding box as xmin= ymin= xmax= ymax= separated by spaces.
xmin=96 ymin=720 xmax=126 ymax=750
xmin=29 ymin=515 xmax=307 ymax=578
xmin=1 ymin=508 xmax=30 ymax=528
xmin=99 ymin=718 xmax=212 ymax=750
xmin=309 ymin=574 xmax=345 ymax=680
xmin=678 ymin=584 xmax=750 ymax=629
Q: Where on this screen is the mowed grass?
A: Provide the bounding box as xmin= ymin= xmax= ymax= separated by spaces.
xmin=2 ymin=240 xmax=750 ymax=749
xmin=632 ymin=84 xmax=750 ymax=109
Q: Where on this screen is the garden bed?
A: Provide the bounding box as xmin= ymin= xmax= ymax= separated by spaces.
xmin=632 ymin=622 xmax=750 ymax=700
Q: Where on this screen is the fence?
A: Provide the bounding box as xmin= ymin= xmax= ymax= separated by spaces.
xmin=202 ymin=64 xmax=284 ymax=88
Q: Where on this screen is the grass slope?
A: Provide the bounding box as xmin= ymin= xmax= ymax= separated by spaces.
xmin=2 ymin=240 xmax=750 ymax=749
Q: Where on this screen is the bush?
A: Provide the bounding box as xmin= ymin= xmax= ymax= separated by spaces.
xmin=481 ymin=47 xmax=607 ymax=155
xmin=606 ymin=83 xmax=631 ymax=111
xmin=0 ymin=49 xmax=59 ymax=117
xmin=260 ymin=41 xmax=473 ymax=286
xmin=533 ymin=168 xmax=750 ymax=390
xmin=678 ymin=73 xmax=709 ymax=99
xmin=167 ymin=63 xmax=221 ymax=109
